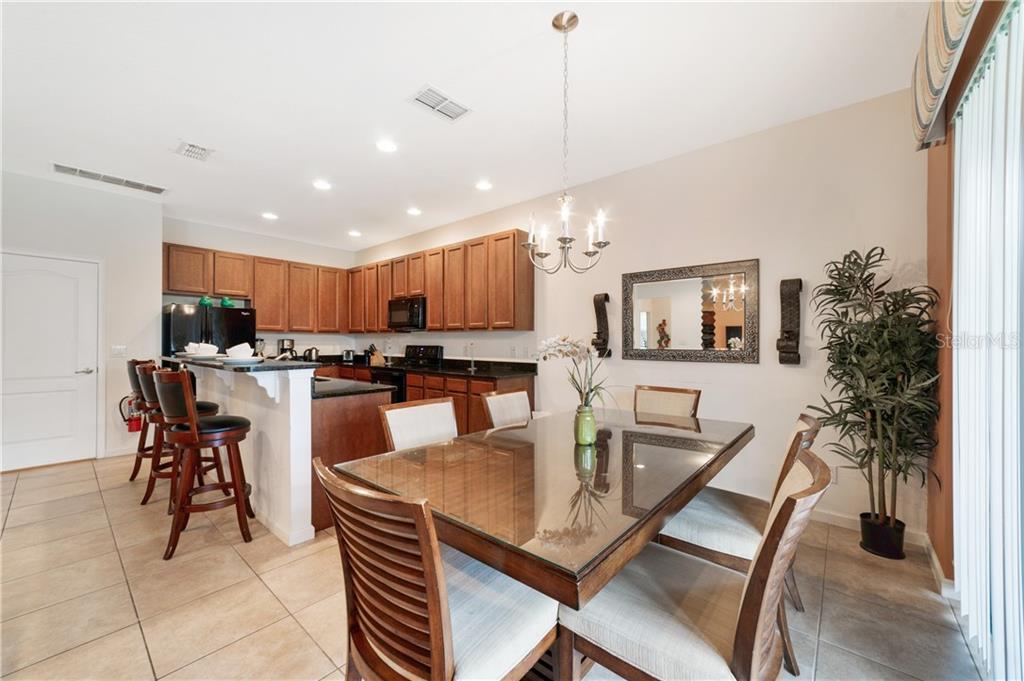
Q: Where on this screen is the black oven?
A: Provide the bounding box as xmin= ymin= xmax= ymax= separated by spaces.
xmin=370 ymin=367 xmax=406 ymax=403
xmin=387 ymin=297 xmax=427 ymax=331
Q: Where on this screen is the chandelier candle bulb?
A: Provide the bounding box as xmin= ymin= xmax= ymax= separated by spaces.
xmin=586 ymin=221 xmax=595 ymax=252
xmin=528 ymin=214 xmax=536 ymax=245
xmin=596 ymin=209 xmax=607 ymax=243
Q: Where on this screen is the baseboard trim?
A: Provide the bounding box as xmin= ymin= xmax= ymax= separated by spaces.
xmin=810 ymin=508 xmax=929 ymax=547
xmin=926 ymin=538 xmax=957 ymax=598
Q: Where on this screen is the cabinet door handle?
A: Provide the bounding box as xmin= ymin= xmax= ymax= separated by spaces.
xmin=75 ymin=368 xmax=95 ymax=375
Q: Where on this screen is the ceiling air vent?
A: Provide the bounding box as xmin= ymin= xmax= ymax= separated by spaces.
xmin=174 ymin=141 xmax=213 ymax=161
xmin=53 ymin=163 xmax=166 ymax=195
xmin=411 ymin=85 xmax=471 ymax=122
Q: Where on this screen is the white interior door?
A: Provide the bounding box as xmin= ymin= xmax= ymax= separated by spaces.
xmin=2 ymin=253 xmax=99 ymax=471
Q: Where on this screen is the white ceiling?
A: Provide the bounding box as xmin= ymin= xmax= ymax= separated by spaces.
xmin=2 ymin=2 xmax=927 ymax=251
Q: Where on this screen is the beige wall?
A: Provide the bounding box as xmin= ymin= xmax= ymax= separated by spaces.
xmin=354 ymin=90 xmax=930 ymax=535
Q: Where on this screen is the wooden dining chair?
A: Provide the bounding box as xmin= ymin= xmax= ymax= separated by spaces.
xmin=556 ymin=447 xmax=831 ymax=681
xmin=379 ymin=397 xmax=458 ymax=451
xmin=481 ymin=390 xmax=532 ymax=428
xmin=312 ymin=458 xmax=558 ymax=681
xmin=656 ymin=413 xmax=821 ymax=675
xmin=634 ymin=385 xmax=701 ymax=418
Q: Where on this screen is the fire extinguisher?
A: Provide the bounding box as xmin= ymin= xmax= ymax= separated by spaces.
xmin=119 ymin=395 xmax=142 ymax=433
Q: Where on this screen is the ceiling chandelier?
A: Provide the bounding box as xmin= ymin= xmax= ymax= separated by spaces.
xmin=523 ymin=10 xmax=611 ymax=275
xmin=711 ymin=276 xmax=748 ymax=312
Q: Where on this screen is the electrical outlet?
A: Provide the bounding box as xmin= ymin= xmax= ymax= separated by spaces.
xmin=110 ymin=345 xmax=128 ymax=358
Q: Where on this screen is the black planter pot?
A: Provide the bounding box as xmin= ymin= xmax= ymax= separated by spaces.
xmin=859 ymin=512 xmax=906 ymax=559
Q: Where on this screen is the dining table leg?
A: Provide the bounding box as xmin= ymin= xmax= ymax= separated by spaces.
xmin=554 ymin=625 xmax=582 ymax=681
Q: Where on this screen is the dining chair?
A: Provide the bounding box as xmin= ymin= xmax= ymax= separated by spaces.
xmin=481 ymin=390 xmax=532 ymax=428
xmin=656 ymin=413 xmax=821 ymax=674
xmin=556 ymin=447 xmax=831 ymax=681
xmin=379 ymin=397 xmax=459 ymax=451
xmin=312 ymin=458 xmax=558 ymax=681
xmin=634 ymin=385 xmax=701 ymax=418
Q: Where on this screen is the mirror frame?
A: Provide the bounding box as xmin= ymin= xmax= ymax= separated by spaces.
xmin=621 ymin=258 xmax=759 ymax=363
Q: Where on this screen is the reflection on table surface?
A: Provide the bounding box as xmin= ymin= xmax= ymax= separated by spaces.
xmin=334 ymin=409 xmax=753 ymax=575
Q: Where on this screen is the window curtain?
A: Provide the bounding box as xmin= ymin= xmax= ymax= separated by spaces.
xmin=952 ymin=3 xmax=1023 ymax=679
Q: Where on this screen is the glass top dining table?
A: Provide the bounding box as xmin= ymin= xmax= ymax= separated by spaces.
xmin=332 ymin=408 xmax=754 ymax=609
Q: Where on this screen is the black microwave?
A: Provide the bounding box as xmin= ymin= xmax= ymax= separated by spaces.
xmin=387 ymin=297 xmax=427 ymax=331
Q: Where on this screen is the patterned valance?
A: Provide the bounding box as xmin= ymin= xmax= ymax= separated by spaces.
xmin=912 ymin=0 xmax=980 ymax=148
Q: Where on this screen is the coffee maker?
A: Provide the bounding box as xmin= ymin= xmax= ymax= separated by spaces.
xmin=277 ymin=338 xmax=296 ymax=359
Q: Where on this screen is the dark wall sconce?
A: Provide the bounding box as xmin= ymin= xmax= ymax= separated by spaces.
xmin=592 ymin=293 xmax=612 ymax=358
xmin=777 ymin=278 xmax=802 ymax=365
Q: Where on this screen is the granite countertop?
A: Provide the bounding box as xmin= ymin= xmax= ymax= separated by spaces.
xmin=313 ymin=355 xmax=537 ymax=380
xmin=408 ymin=365 xmax=537 ymax=379
xmin=162 ymin=356 xmax=321 ymax=372
xmin=312 ymin=377 xmax=397 ymax=399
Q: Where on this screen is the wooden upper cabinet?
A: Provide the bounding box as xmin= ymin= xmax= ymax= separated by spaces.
xmin=164 ymin=243 xmax=213 ymax=294
xmin=212 ymin=251 xmax=253 ymax=298
xmin=377 ymin=261 xmax=392 ymax=331
xmin=364 ymin=264 xmax=379 ymax=332
xmin=288 ymin=262 xmax=317 ymax=332
xmin=488 ymin=230 xmax=533 ymax=329
xmin=466 ymin=238 xmax=488 ymax=329
xmin=424 ymin=249 xmax=444 ymax=330
xmin=252 ymin=257 xmax=289 ymax=331
xmin=443 ymin=244 xmax=466 ymax=330
xmin=391 ymin=257 xmax=408 ymax=298
xmin=316 ymin=267 xmax=343 ymax=333
xmin=348 ymin=268 xmax=365 ymax=333
xmin=407 ymin=252 xmax=426 ymax=296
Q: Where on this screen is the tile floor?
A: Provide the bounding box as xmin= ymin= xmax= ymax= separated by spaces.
xmin=1 ymin=455 xmax=981 ymax=680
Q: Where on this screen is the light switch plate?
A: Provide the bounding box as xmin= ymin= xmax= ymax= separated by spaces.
xmin=110 ymin=345 xmax=128 ymax=358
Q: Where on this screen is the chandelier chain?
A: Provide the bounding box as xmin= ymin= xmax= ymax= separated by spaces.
xmin=562 ymin=29 xmax=570 ymax=195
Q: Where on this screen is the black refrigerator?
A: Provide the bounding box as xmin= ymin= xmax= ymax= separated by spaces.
xmin=162 ymin=304 xmax=256 ymax=356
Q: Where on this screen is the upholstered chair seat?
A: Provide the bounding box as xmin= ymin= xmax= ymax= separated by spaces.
xmin=660 ymin=486 xmax=768 ymax=560
xmin=559 ymin=543 xmax=742 ymax=680
xmin=442 ymin=545 xmax=558 ymax=679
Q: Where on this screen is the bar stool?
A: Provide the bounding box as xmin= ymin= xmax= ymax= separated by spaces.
xmin=136 ymin=364 xmax=222 ymax=513
xmin=127 ymin=359 xmax=156 ymax=481
xmin=154 ymin=367 xmax=255 ymax=560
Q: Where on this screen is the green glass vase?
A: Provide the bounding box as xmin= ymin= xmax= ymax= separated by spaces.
xmin=574 ymin=405 xmax=597 ymax=445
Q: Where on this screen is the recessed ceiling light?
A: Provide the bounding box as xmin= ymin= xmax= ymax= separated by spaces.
xmin=261 ymin=212 xmax=278 ymax=220
xmin=312 ymin=179 xmax=332 ymax=191
xmin=475 ymin=179 xmax=493 ymax=191
xmin=376 ymin=138 xmax=398 ymax=153
xmin=348 ymin=230 xmax=362 ymax=237
xmin=406 ymin=207 xmax=422 ymax=216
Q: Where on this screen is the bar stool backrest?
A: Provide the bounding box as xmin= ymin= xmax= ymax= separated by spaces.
xmin=154 ymin=368 xmax=201 ymax=437
xmin=126 ymin=359 xmax=152 ymax=399
xmin=136 ymin=363 xmax=161 ymax=409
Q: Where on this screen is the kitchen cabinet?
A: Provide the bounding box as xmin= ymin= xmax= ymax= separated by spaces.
xmin=407 ymin=252 xmax=425 ymax=296
xmin=363 ymin=264 xmax=379 ymax=332
xmin=354 ymin=367 xmax=372 ymax=382
xmin=466 ymin=238 xmax=489 ymax=329
xmin=348 ymin=268 xmax=365 ymax=332
xmin=377 ymin=261 xmax=392 ymax=331
xmin=314 ymin=365 xmax=343 ymax=378
xmin=212 ymin=250 xmax=253 ymax=298
xmin=443 ymin=244 xmax=465 ymax=330
xmin=468 ymin=379 xmax=497 ymax=433
xmin=288 ymin=262 xmax=317 ymax=332
xmin=338 ymin=366 xmax=355 ymax=379
xmin=316 ymin=267 xmax=344 ymax=333
xmin=164 ymin=243 xmax=213 ymax=294
xmin=252 ymin=257 xmax=289 ymax=331
xmin=424 ymin=249 xmax=444 ymax=330
xmin=488 ymin=230 xmax=533 ymax=329
xmin=407 ymin=373 xmax=425 ymax=401
xmin=392 ymin=257 xmax=408 ymax=298
xmin=445 ymin=377 xmax=469 ymax=434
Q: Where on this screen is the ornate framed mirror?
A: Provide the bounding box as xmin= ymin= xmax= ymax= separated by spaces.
xmin=621 ymin=258 xmax=759 ymax=363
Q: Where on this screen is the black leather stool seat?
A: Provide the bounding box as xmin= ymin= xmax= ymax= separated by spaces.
xmin=154 ymin=401 xmax=219 ymax=416
xmin=171 ymin=415 xmax=251 ymax=434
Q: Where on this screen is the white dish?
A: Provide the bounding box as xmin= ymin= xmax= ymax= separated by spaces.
xmin=175 ymin=351 xmax=196 ymax=357
xmin=220 ymin=357 xmax=264 ymax=365
xmin=189 ymin=353 xmax=228 ymax=361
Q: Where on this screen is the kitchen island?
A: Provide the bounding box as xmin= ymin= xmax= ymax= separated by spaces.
xmin=162 ymin=357 xmax=392 ymax=545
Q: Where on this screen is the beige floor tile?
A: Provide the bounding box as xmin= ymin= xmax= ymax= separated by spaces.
xmin=1 ymin=526 xmax=116 ymax=582
xmin=819 ymin=589 xmax=978 ymax=680
xmin=119 ymin=525 xmax=227 ymax=580
xmin=294 ymin=592 xmax=347 ymax=667
xmin=0 ymin=508 xmax=109 ymax=552
xmin=318 ymin=671 xmax=344 ymax=681
xmin=10 ymin=478 xmax=99 ymax=508
xmin=780 ymin=629 xmax=817 ymax=680
xmin=0 ymin=583 xmax=138 ymax=676
xmin=232 ymin=529 xmax=335 ymax=574
xmin=15 ymin=466 xmax=96 ymax=491
xmin=4 ymin=624 xmax=154 ymax=680
xmin=110 ymin=504 xmax=212 ymax=550
xmin=141 ymin=577 xmax=288 ymax=677
xmin=164 ymin=617 xmax=334 ymax=680
xmin=2 ymin=551 xmax=125 ymax=621
xmin=785 ymin=544 xmax=826 ymax=636
xmin=3 ymin=492 xmax=104 ymax=529
xmin=93 ymin=453 xmax=138 ymax=470
xmin=104 ymin=491 xmax=173 ymax=526
xmin=260 ymin=546 xmax=344 ymax=613
xmin=18 ymin=460 xmax=95 ymax=480
xmin=828 ymin=525 xmax=930 ymax=568
xmin=102 ymin=481 xmax=169 ymax=512
xmin=206 ymin=505 xmax=270 ymax=543
xmin=815 ymin=641 xmax=919 ymax=680
xmin=824 ymin=543 xmax=958 ymax=629
xmin=129 ymin=544 xmax=254 ymax=619
xmin=800 ymin=519 xmax=830 ymax=550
